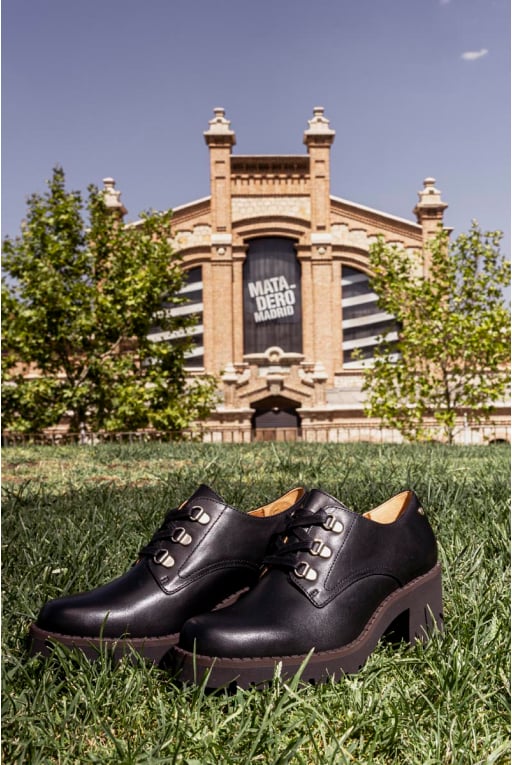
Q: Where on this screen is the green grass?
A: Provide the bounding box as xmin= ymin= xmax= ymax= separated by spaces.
xmin=2 ymin=442 xmax=510 ymax=764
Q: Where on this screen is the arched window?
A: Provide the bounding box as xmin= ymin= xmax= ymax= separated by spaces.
xmin=243 ymin=238 xmax=302 ymax=354
xmin=341 ymin=266 xmax=397 ymax=368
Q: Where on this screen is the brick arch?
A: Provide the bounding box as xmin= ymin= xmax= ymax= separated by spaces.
xmin=180 ymin=250 xmax=213 ymax=268
xmin=232 ymin=216 xmax=310 ymax=249
xmin=333 ymin=249 xmax=373 ymax=276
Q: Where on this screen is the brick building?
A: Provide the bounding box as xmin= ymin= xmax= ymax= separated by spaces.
xmin=106 ymin=107 xmax=508 ymax=443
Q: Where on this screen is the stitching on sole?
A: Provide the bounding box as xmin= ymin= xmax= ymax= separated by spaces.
xmin=30 ymin=625 xmax=179 ymax=645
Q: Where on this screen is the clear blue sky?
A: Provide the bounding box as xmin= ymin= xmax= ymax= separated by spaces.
xmin=2 ymin=0 xmax=510 ymax=253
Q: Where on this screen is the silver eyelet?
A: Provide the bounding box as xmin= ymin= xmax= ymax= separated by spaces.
xmin=310 ymin=539 xmax=332 ymax=558
xmin=171 ymin=527 xmax=193 ymax=546
xmin=153 ymin=549 xmax=175 ymax=568
xmin=294 ymin=561 xmax=318 ymax=581
xmin=189 ymin=505 xmax=210 ymax=525
xmin=323 ymin=514 xmax=344 ymax=534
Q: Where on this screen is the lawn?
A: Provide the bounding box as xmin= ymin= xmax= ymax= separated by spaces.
xmin=2 ymin=442 xmax=510 ymax=764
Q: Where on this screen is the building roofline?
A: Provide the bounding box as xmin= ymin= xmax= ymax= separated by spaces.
xmin=330 ymin=195 xmax=421 ymax=229
xmin=126 ymin=196 xmax=211 ymax=226
xmin=172 ymin=195 xmax=211 ymax=213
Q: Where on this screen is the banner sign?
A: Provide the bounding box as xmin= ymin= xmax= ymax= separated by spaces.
xmin=243 ymin=238 xmax=302 ymax=354
xmin=247 ymin=275 xmax=297 ymax=323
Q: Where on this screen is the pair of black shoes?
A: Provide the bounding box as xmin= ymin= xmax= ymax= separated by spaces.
xmin=30 ymin=484 xmax=443 ymax=688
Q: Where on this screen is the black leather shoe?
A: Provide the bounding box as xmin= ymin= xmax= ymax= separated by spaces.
xmin=173 ymin=489 xmax=443 ymax=687
xmin=29 ymin=484 xmax=304 ymax=663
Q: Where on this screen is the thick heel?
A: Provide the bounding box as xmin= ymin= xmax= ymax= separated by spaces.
xmin=384 ymin=563 xmax=443 ymax=646
xmin=409 ymin=565 xmax=443 ymax=643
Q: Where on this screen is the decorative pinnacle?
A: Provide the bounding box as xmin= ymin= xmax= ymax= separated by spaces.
xmin=413 ymin=177 xmax=448 ymax=224
xmin=204 ymin=107 xmax=236 ymax=145
xmin=303 ymin=106 xmax=335 ymax=144
xmin=415 ymin=178 xmax=447 ymax=209
xmin=102 ymin=177 xmax=127 ymax=216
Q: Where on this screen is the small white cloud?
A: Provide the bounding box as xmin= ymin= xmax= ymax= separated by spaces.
xmin=439 ymin=0 xmax=451 ymax=5
xmin=461 ymin=48 xmax=489 ymax=61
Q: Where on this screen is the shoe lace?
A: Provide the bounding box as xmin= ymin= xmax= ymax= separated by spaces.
xmin=139 ymin=506 xmax=198 ymax=559
xmin=263 ymin=509 xmax=329 ymax=571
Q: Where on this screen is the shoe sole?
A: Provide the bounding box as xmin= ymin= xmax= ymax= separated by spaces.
xmin=172 ymin=563 xmax=443 ymax=688
xmin=28 ymin=588 xmax=249 ymax=666
xmin=28 ymin=623 xmax=180 ymax=665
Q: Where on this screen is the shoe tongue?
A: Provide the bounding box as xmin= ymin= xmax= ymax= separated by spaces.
xmin=300 ymin=488 xmax=351 ymax=515
xmin=184 ymin=484 xmax=225 ymax=507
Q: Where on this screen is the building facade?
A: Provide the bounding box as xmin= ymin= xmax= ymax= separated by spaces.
xmin=107 ymin=107 xmax=508 ymax=443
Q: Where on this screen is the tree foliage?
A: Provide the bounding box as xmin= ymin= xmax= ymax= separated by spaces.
xmin=2 ymin=166 xmax=217 ymax=433
xmin=362 ymin=222 xmax=511 ymax=443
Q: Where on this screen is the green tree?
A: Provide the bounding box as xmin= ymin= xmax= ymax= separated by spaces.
xmin=2 ymin=166 xmax=216 ymax=434
xmin=362 ymin=222 xmax=511 ymax=443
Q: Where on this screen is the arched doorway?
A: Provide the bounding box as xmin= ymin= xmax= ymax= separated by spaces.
xmin=251 ymin=395 xmax=301 ymax=442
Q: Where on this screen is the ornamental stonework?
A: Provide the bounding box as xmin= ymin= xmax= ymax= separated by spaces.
xmin=231 ymin=196 xmax=311 ymax=222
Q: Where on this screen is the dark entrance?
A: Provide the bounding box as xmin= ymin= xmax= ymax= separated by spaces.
xmin=251 ymin=395 xmax=301 ymax=442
